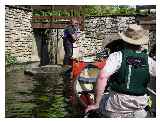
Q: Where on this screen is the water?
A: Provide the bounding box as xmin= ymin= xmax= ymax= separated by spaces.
xmin=5 ymin=65 xmax=156 ymax=118
xmin=6 ymin=70 xmax=35 ymax=117
xmin=5 ymin=65 xmax=76 ymax=118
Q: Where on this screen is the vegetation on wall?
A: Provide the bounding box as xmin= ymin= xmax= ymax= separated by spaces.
xmin=32 ymin=5 xmax=155 ymax=17
xmin=5 ymin=52 xmax=17 ymax=65
xmin=82 ymin=5 xmax=137 ymax=16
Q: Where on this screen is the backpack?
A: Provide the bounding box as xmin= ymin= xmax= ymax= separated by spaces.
xmin=109 ymin=49 xmax=150 ymax=95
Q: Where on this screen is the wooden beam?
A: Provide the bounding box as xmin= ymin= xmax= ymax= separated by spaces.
xmin=31 ymin=23 xmax=84 ymax=30
xmin=32 ymin=16 xmax=84 ymax=30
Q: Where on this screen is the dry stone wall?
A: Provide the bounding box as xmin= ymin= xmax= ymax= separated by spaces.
xmin=5 ymin=6 xmax=155 ymax=64
xmin=77 ymin=16 xmax=136 ymax=56
xmin=5 ymin=6 xmax=33 ymax=63
xmin=76 ymin=16 xmax=155 ymax=57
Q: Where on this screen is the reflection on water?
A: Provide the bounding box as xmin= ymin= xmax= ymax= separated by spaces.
xmin=5 ymin=67 xmax=74 ymax=118
xmin=6 ymin=70 xmax=34 ymax=117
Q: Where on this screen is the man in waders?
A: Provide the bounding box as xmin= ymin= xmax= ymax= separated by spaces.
xmin=63 ymin=18 xmax=80 ymax=66
xmin=85 ymin=24 xmax=156 ymax=118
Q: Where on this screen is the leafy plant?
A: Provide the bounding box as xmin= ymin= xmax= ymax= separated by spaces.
xmin=5 ymin=52 xmax=17 ymax=65
xmin=32 ymin=5 xmax=154 ymax=17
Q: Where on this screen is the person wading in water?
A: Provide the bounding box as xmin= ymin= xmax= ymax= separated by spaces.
xmin=63 ymin=18 xmax=80 ymax=66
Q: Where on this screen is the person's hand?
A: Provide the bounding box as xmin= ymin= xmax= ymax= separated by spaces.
xmin=85 ymin=104 xmax=99 ymax=113
xmin=72 ymin=33 xmax=78 ymax=41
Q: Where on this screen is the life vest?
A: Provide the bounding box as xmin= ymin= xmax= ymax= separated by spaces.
xmin=109 ymin=49 xmax=149 ymax=96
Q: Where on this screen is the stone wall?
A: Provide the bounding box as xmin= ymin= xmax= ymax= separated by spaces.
xmin=5 ymin=7 xmax=156 ymax=64
xmin=75 ymin=16 xmax=136 ymax=57
xmin=5 ymin=6 xmax=34 ymax=63
xmin=149 ymin=30 xmax=156 ymax=52
xmin=74 ymin=16 xmax=156 ymax=58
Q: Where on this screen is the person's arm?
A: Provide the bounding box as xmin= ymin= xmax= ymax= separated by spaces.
xmin=71 ymin=33 xmax=79 ymax=42
xmin=85 ymin=51 xmax=122 ymax=113
xmin=95 ymin=70 xmax=110 ymax=106
xmin=71 ymin=27 xmax=80 ymax=42
xmin=85 ymin=69 xmax=109 ymax=112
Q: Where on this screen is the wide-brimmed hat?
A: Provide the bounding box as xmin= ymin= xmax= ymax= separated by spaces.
xmin=119 ymin=24 xmax=149 ymax=45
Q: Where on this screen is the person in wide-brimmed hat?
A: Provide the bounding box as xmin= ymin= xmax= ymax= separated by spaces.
xmin=85 ymin=24 xmax=156 ymax=118
xmin=119 ymin=24 xmax=149 ymax=45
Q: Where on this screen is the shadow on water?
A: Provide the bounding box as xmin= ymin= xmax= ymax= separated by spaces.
xmin=5 ymin=65 xmax=77 ymax=118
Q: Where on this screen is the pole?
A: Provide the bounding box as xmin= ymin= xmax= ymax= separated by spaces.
xmin=55 ymin=29 xmax=58 ymax=64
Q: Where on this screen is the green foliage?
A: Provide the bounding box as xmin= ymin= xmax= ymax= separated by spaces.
xmin=32 ymin=5 xmax=153 ymax=17
xmin=33 ymin=10 xmax=75 ymax=17
xmin=5 ymin=52 xmax=17 ymax=65
xmin=82 ymin=5 xmax=100 ymax=16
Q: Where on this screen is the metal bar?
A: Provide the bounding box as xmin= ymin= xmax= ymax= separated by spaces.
xmin=147 ymin=87 xmax=156 ymax=95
